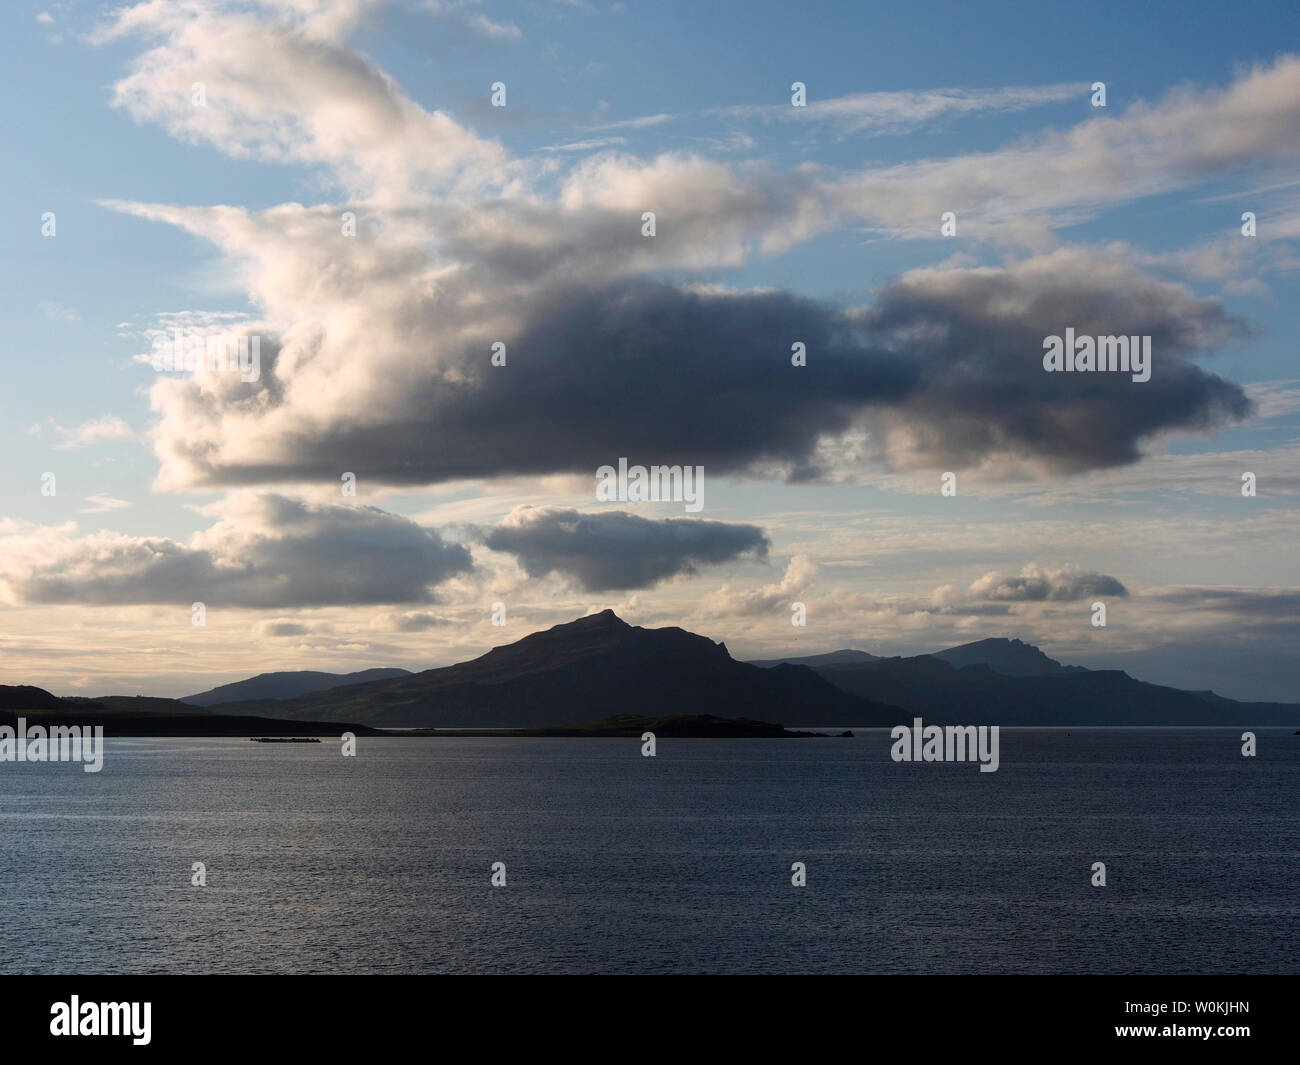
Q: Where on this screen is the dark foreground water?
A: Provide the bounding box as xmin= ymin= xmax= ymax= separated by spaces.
xmin=0 ymin=729 xmax=1295 ymax=974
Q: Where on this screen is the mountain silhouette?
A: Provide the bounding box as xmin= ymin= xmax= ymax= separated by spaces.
xmin=812 ymin=654 xmax=1297 ymax=726
xmin=0 ymin=685 xmax=65 ymax=711
xmin=929 ymin=636 xmax=1081 ymax=676
xmin=0 ymin=685 xmax=381 ymax=737
xmin=259 ymin=610 xmax=902 ymax=728
xmin=182 ymin=668 xmax=411 ymax=707
xmin=13 ymin=619 xmax=1298 ymax=731
xmin=748 ymin=649 xmax=879 ymax=668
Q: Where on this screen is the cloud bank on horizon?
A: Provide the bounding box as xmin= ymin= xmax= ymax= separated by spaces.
xmin=3 ymin=0 xmax=1300 ymax=702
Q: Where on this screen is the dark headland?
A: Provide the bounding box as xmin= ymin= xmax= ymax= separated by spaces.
xmin=0 ymin=686 xmax=384 ymax=738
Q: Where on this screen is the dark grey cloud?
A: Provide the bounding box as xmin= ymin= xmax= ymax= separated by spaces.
xmin=388 ymin=611 xmax=453 ymax=632
xmin=859 ymin=249 xmax=1252 ymax=473
xmin=175 ymin=278 xmax=916 ymax=487
xmin=254 ymin=620 xmax=311 ymax=637
xmin=153 ymin=252 xmax=1252 ymax=489
xmin=1145 ymin=587 xmax=1300 ymax=631
xmin=1151 ymin=586 xmax=1300 ymax=609
xmin=968 ymin=565 xmax=1128 ymax=602
xmin=475 ymin=506 xmax=769 ymax=591
xmin=8 ymin=495 xmax=472 ymax=608
xmin=939 ymin=602 xmax=1016 ymax=616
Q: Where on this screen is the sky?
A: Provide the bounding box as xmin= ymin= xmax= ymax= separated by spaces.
xmin=1 ymin=0 xmax=1298 ymax=701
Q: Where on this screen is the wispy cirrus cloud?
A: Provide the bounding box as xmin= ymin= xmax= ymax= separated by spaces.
xmin=538 ymin=136 xmax=626 ymax=152
xmin=580 ymin=112 xmax=677 ymax=132
xmin=36 ymin=416 xmax=137 ymax=450
xmin=421 ymin=0 xmax=522 ymax=42
xmin=710 ymin=82 xmax=1089 ymax=135
xmin=80 ymin=495 xmax=132 ymax=515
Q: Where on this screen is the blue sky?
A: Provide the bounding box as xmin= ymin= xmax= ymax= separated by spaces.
xmin=2 ymin=0 xmax=1299 ymax=701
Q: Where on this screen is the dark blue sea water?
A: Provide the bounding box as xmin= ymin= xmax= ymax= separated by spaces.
xmin=0 ymin=729 xmax=1295 ymax=974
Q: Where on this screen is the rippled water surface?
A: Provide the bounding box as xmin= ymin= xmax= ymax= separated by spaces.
xmin=1 ymin=729 xmax=1295 ymax=973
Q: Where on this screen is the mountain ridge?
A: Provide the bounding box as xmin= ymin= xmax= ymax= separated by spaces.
xmin=14 ymin=616 xmax=1299 ymax=729
xmin=748 ymin=649 xmax=879 ymax=669
xmin=182 ymin=667 xmax=412 ymax=707
xmin=929 ymin=636 xmax=1085 ymax=676
xmin=812 ymin=655 xmax=1297 ymax=726
xmin=257 ymin=610 xmax=903 ymax=728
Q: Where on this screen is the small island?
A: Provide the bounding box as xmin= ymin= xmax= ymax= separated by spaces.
xmin=398 ymin=714 xmax=852 ymax=738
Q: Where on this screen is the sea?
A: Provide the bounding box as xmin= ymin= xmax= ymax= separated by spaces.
xmin=1 ymin=728 xmax=1295 ymax=974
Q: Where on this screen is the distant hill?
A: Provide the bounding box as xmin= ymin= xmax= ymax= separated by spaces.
xmin=812 ymin=655 xmax=1299 ymax=726
xmin=0 ymin=708 xmax=384 ymax=737
xmin=735 ymin=633 xmax=1298 ymax=724
xmin=748 ymin=649 xmax=879 ymax=668
xmin=182 ymin=668 xmax=412 ymax=707
xmin=264 ymin=610 xmax=903 ymax=728
xmin=748 ymin=637 xmax=1075 ymax=675
xmin=79 ymin=695 xmax=210 ymax=714
xmin=0 ymin=684 xmax=381 ymax=737
xmin=0 ymin=685 xmax=65 ymax=711
xmin=930 ymin=636 xmax=1081 ymax=676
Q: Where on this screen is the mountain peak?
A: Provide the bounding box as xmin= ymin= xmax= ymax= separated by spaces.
xmin=578 ymin=608 xmax=630 ymax=627
xmin=931 ymin=636 xmax=1070 ymax=677
xmin=0 ymin=684 xmax=64 ymax=710
xmin=471 ymin=608 xmax=637 ymax=671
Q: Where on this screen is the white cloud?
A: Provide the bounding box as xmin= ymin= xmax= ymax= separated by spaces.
xmin=0 ymin=494 xmax=473 ymax=608
xmin=96 ymin=0 xmax=515 ymax=205
xmin=38 ymin=300 xmax=79 ymax=322
xmin=51 ymin=416 xmax=136 ymax=450
xmin=700 ymin=554 xmax=816 ymax=618
xmin=81 ymin=495 xmax=132 ymax=515
xmin=712 ymin=82 xmax=1087 ymax=135
xmin=422 ymin=0 xmax=522 ymax=41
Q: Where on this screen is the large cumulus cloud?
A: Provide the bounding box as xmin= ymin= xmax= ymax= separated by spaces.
xmin=128 ymin=235 xmax=1250 ymax=488
xmin=965 ymin=563 xmax=1128 ymax=603
xmin=0 ymin=495 xmax=473 ymax=607
xmin=858 ymin=249 xmax=1250 ymax=473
